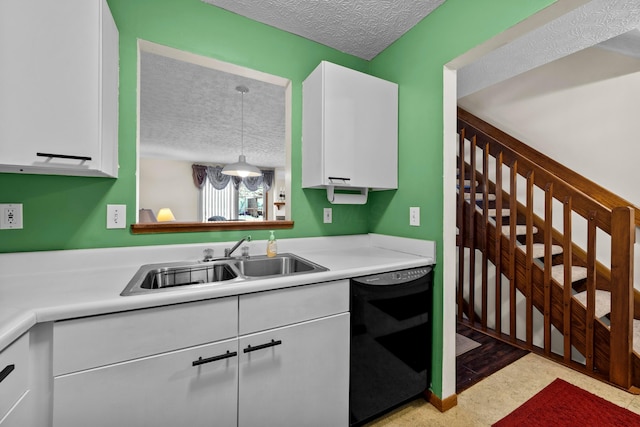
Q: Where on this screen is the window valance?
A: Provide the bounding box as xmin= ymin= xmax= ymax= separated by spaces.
xmin=192 ymin=164 xmax=274 ymax=192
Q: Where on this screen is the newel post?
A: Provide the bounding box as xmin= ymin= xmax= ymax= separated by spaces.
xmin=609 ymin=206 xmax=635 ymax=389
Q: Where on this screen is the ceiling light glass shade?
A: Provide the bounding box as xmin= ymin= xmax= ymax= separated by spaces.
xmin=156 ymin=208 xmax=176 ymax=222
xmin=222 ymin=155 xmax=262 ymax=177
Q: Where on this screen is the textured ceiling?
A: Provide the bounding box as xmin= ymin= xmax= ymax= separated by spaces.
xmin=201 ymin=0 xmax=446 ymax=60
xmin=139 ymin=51 xmax=286 ymax=168
xmin=142 ymin=0 xmax=640 ymax=168
xmin=141 ymin=0 xmax=447 ymax=167
xmin=457 ymin=0 xmax=640 ymax=98
xmin=597 ymin=28 xmax=640 ymax=59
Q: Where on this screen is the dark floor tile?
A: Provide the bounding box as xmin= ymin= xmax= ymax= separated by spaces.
xmin=456 ymin=322 xmax=529 ymax=394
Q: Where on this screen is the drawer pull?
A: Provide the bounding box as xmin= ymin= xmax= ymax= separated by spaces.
xmin=243 ymin=339 xmax=282 ymax=353
xmin=37 ymin=152 xmax=92 ymax=161
xmin=328 ymin=177 xmax=350 ymax=182
xmin=192 ymin=350 xmax=237 ymax=367
xmin=0 ymin=364 xmax=15 ymax=383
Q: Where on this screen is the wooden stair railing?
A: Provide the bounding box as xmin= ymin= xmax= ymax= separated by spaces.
xmin=456 ymin=108 xmax=637 ymax=391
xmin=457 ymin=108 xmax=640 ymax=228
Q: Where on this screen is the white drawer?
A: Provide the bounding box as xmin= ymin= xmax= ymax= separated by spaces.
xmin=0 ymin=333 xmax=29 ymax=421
xmin=53 ymin=296 xmax=238 ymax=376
xmin=239 ymin=280 xmax=349 ymax=335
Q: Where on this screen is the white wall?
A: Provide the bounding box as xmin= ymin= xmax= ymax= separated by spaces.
xmin=139 ymin=158 xmax=199 ymax=221
xmin=459 ymin=46 xmax=640 ymax=206
xmin=459 ymin=45 xmax=640 ymax=287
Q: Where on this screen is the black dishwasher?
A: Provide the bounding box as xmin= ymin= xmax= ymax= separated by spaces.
xmin=349 ymin=265 xmax=433 ymax=426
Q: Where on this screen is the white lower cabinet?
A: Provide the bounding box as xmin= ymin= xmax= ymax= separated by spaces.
xmin=0 ymin=391 xmax=31 ymax=427
xmin=51 ymin=297 xmax=239 ymax=427
xmin=51 ymin=281 xmax=350 ymax=426
xmin=53 ymin=338 xmax=238 ymax=427
xmin=0 ymin=333 xmax=30 ymax=427
xmin=238 ymin=313 xmax=350 ymax=427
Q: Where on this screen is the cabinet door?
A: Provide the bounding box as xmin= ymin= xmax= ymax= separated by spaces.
xmin=238 ymin=313 xmax=349 ymax=427
xmin=323 ymin=63 xmax=397 ymax=189
xmin=0 ymin=0 xmax=118 ymax=177
xmin=53 ymin=339 xmax=238 ymax=427
xmin=0 ymin=391 xmax=30 ymax=427
xmin=0 ymin=333 xmax=28 ymax=421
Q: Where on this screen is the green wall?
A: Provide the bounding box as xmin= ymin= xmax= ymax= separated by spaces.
xmin=0 ymin=0 xmax=372 ymax=252
xmin=0 ymin=0 xmax=555 ymax=398
xmin=368 ymin=0 xmax=555 ymax=397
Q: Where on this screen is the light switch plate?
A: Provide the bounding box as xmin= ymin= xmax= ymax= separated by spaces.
xmin=410 ymin=207 xmax=420 ymax=226
xmin=107 ymin=204 xmax=126 ymax=229
xmin=323 ymin=208 xmax=332 ymax=224
xmin=0 ymin=204 xmax=23 ymax=229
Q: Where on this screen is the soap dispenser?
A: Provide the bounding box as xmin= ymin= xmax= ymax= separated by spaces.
xmin=267 ymin=230 xmax=277 ymax=258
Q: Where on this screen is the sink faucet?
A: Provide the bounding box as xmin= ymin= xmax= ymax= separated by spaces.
xmin=224 ymin=235 xmax=251 ymax=258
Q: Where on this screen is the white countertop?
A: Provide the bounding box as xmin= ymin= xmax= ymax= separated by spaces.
xmin=0 ymin=234 xmax=435 ymax=351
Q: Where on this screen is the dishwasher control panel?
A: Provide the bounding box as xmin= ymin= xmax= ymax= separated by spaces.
xmin=354 ymin=266 xmax=432 ymax=286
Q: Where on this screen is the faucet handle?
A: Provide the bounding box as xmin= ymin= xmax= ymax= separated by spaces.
xmin=203 ymin=248 xmax=215 ymax=261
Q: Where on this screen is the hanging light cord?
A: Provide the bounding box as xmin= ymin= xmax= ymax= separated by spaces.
xmin=240 ymin=88 xmax=244 ymax=155
xmin=237 ymin=85 xmax=249 ymax=156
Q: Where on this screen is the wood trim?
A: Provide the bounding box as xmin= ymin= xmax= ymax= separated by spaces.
xmin=465 ymin=162 xmax=614 ymax=289
xmin=425 ymin=390 xmax=458 ymax=412
xmin=481 ymin=145 xmax=490 ymax=329
xmin=458 ymin=107 xmax=640 ymax=227
xmin=462 ymin=122 xmax=614 ymax=233
xmin=494 ymin=151 xmax=504 ymax=335
xmin=457 ymin=129 xmax=466 ymax=321
xmin=131 ymin=220 xmax=294 ymax=234
xmin=468 ymin=135 xmax=477 ymax=324
xmin=609 ymin=207 xmax=634 ymax=388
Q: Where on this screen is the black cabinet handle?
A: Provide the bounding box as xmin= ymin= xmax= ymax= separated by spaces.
xmin=0 ymin=364 xmax=15 ymax=383
xmin=192 ymin=350 xmax=237 ymax=367
xmin=328 ymin=177 xmax=351 ymax=182
xmin=243 ymin=339 xmax=282 ymax=353
xmin=37 ymin=152 xmax=92 ymax=161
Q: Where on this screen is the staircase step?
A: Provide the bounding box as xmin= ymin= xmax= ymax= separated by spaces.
xmin=463 ymin=192 xmax=496 ymax=201
xmin=457 ymin=179 xmax=479 ymax=189
xmin=518 ymin=243 xmax=563 ymax=258
xmin=551 ymin=265 xmax=588 ymax=286
xmin=573 ymin=290 xmax=611 ymax=319
xmin=502 ymin=225 xmax=538 ymax=236
xmin=487 ymin=208 xmax=511 ymax=217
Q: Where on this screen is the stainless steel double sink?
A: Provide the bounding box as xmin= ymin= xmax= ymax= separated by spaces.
xmin=121 ymin=253 xmax=328 ymax=296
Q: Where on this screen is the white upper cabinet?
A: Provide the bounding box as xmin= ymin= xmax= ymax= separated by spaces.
xmin=0 ymin=0 xmax=119 ymax=177
xmin=302 ymin=61 xmax=398 ymax=191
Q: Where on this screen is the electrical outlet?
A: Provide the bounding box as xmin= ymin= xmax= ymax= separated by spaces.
xmin=107 ymin=204 xmax=126 ymax=229
xmin=0 ymin=204 xmax=23 ymax=229
xmin=410 ymin=207 xmax=420 ymax=227
xmin=323 ymin=208 xmax=332 ymax=224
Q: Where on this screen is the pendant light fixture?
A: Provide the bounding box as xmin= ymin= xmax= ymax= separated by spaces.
xmin=222 ymin=85 xmax=261 ymax=178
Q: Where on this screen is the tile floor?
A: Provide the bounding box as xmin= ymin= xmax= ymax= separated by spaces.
xmin=367 ymin=353 xmax=640 ymax=426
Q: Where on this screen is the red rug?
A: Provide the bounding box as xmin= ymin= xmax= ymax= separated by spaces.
xmin=493 ymin=378 xmax=640 ymax=426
